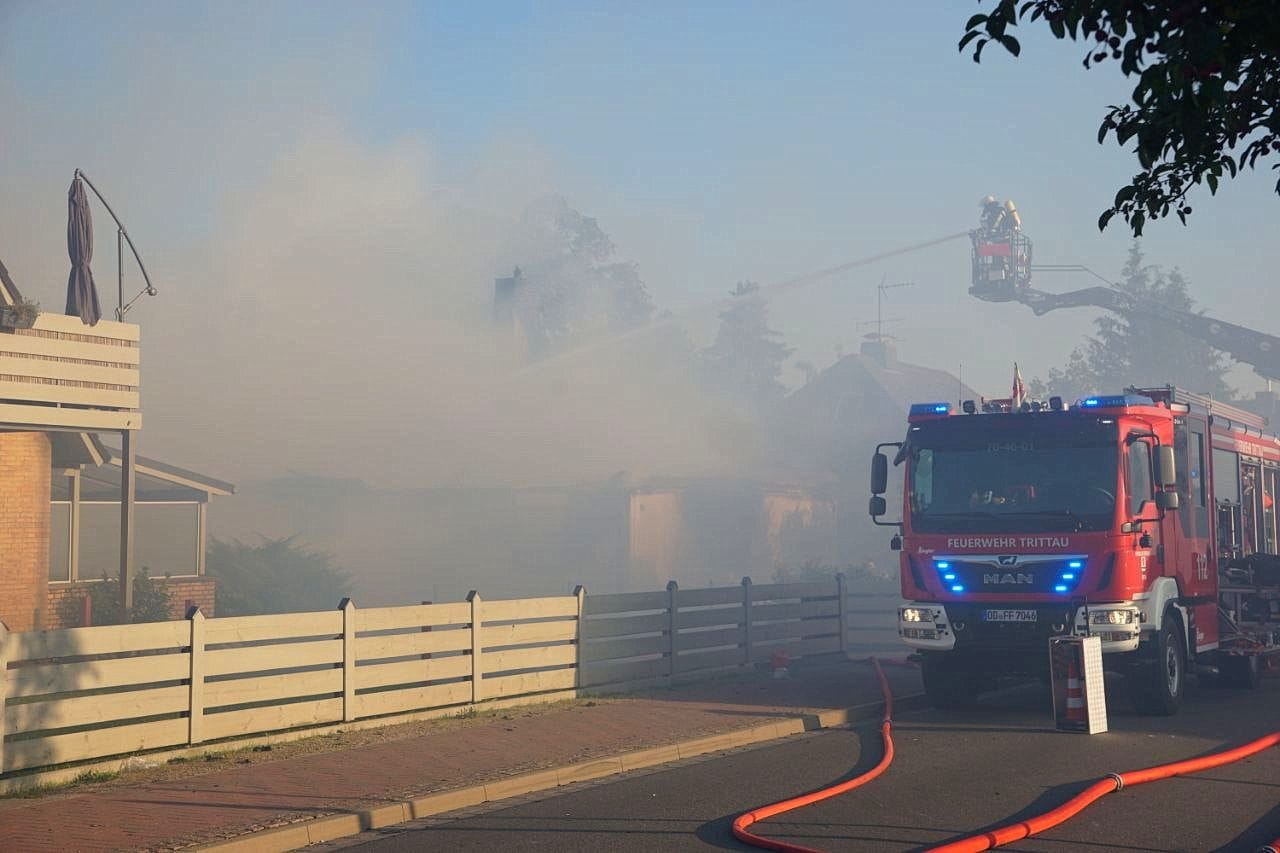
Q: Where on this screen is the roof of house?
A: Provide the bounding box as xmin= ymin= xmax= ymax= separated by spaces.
xmin=52 ymin=438 xmax=236 ymax=502
xmin=784 ymin=339 xmax=979 ymax=425
xmin=771 ymin=338 xmax=979 ymax=479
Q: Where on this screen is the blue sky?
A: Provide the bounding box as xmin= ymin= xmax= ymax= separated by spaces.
xmin=2 ymin=1 xmax=1276 ymax=483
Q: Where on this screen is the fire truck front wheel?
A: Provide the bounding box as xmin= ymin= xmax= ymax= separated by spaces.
xmin=1129 ymin=611 xmax=1185 ymax=716
xmin=921 ymin=655 xmax=982 ymax=709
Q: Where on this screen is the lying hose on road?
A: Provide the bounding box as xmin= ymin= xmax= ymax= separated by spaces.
xmin=730 ymin=658 xmax=1280 ymax=853
xmin=929 ymin=731 xmax=1280 ymax=853
xmin=731 ymin=657 xmax=897 ymax=853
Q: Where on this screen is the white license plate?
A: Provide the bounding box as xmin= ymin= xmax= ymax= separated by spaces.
xmin=983 ymin=609 xmax=1037 ymax=623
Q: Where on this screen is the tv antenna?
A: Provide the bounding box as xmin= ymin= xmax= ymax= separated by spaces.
xmin=856 ymin=316 xmax=904 ymax=337
xmin=874 ymin=276 xmax=914 ymax=341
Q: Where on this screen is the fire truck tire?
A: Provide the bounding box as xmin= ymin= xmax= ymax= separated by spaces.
xmin=1216 ymin=654 xmax=1262 ymax=690
xmin=1130 ymin=612 xmax=1185 ymax=716
xmin=921 ymin=656 xmax=981 ymax=709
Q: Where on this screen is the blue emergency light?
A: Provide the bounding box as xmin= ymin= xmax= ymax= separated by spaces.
xmin=1079 ymin=394 xmax=1155 ymax=409
xmin=909 ymin=402 xmax=951 ymax=416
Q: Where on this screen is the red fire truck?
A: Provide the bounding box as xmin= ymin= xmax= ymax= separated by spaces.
xmin=868 ymin=387 xmax=1280 ymax=714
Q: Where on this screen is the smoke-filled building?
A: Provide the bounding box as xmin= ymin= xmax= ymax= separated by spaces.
xmin=770 ymin=336 xmax=979 ymax=569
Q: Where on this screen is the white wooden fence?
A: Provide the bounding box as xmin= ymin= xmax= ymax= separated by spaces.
xmin=0 ymin=577 xmax=898 ymax=776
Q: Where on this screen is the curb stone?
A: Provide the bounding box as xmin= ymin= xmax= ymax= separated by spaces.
xmin=193 ymin=693 xmax=926 ymax=853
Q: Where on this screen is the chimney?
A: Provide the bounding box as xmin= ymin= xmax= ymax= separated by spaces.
xmin=493 ymin=267 xmax=524 ymax=327
xmin=860 ymin=336 xmax=898 ymax=368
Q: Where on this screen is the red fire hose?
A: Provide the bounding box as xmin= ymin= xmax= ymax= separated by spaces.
xmin=730 ymin=660 xmax=1280 ymax=853
xmin=731 ymin=657 xmax=897 ymax=853
xmin=929 ymin=730 xmax=1280 ymax=852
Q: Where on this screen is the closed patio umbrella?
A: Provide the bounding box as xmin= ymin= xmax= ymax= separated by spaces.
xmin=66 ymin=175 xmax=101 ymax=326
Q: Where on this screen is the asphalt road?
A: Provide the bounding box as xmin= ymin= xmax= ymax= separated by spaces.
xmin=321 ymin=674 xmax=1280 ymax=853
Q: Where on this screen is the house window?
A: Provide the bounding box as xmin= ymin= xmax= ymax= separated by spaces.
xmin=137 ymin=503 xmax=200 ymax=577
xmin=78 ymin=501 xmax=201 ymax=580
xmin=49 ymin=502 xmax=71 ymax=582
xmin=79 ymin=502 xmax=122 ymax=579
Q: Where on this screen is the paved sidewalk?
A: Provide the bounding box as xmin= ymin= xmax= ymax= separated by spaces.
xmin=0 ymin=658 xmax=918 ymax=852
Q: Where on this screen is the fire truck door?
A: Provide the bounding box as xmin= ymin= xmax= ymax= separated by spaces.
xmin=1127 ymin=439 xmax=1164 ymax=582
xmin=1173 ymin=416 xmax=1219 ymax=650
xmin=1174 ymin=417 xmax=1213 ymax=597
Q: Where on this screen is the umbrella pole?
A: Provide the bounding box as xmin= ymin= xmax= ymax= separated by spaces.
xmin=118 ymin=431 xmax=136 ymax=616
xmin=117 ymin=228 xmax=123 ymax=321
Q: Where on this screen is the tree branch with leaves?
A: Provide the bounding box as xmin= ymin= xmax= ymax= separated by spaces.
xmin=961 ymin=1 xmax=1280 ymax=235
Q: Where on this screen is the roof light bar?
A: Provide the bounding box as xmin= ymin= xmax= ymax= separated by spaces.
xmin=1078 ymin=394 xmax=1155 ymax=409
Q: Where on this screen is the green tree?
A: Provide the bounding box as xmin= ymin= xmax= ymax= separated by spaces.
xmin=1039 ymin=243 xmax=1235 ymax=397
xmin=206 ymin=537 xmax=352 ymax=616
xmin=700 ymin=281 xmax=795 ymax=411
xmin=961 ymin=1 xmax=1280 ymax=234
xmin=513 ymin=196 xmax=656 ymax=357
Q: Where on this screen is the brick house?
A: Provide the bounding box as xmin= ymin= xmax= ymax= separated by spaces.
xmin=45 ymin=435 xmax=234 ymax=628
xmin=0 ymin=258 xmax=233 ymax=631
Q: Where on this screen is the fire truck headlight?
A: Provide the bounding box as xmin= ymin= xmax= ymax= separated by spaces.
xmin=1090 ymin=609 xmax=1136 ymax=625
xmin=901 ymin=607 xmax=929 ymax=623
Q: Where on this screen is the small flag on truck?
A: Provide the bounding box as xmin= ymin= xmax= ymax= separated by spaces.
xmin=1012 ymin=362 xmax=1027 ymax=410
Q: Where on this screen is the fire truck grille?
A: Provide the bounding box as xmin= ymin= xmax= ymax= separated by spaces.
xmin=931 ymin=556 xmax=1087 ymax=595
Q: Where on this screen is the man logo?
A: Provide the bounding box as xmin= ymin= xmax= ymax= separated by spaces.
xmin=984 ymin=572 xmax=1035 ymax=585
xmin=997 ymin=555 xmax=1018 ymax=566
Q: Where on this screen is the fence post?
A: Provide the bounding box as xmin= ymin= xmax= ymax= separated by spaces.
xmin=741 ymin=576 xmax=753 ymax=666
xmin=0 ymin=621 xmax=9 ymax=772
xmin=467 ymin=591 xmax=483 ymax=703
xmin=573 ymin=585 xmax=586 ymax=690
xmin=666 ymin=580 xmax=679 ymax=681
xmin=187 ymin=607 xmax=205 ymax=745
xmin=341 ymin=598 xmax=356 ymax=723
xmin=836 ymin=572 xmax=849 ymax=656
xmin=420 ymin=600 xmax=433 ymax=663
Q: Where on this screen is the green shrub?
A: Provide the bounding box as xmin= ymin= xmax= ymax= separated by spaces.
xmin=206 ymin=536 xmax=351 ymax=616
xmin=83 ymin=568 xmax=174 ymax=625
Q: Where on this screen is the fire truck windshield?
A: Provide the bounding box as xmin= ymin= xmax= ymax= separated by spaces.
xmin=907 ymin=418 xmax=1119 ymax=533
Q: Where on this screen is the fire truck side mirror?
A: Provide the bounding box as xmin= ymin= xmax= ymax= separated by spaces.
xmin=1157 ymin=490 xmax=1180 ymax=511
xmin=869 ymin=495 xmax=887 ymax=517
xmin=870 ymin=452 xmax=889 ymax=494
xmin=1155 ymin=445 xmax=1177 ymax=487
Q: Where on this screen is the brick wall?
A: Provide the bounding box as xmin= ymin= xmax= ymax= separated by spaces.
xmin=164 ymin=576 xmax=216 ymax=619
xmin=45 ymin=576 xmax=217 ymax=629
xmin=0 ymin=432 xmax=51 ymax=632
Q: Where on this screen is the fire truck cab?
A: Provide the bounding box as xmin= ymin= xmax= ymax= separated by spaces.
xmin=869 ymin=387 xmax=1279 ymax=715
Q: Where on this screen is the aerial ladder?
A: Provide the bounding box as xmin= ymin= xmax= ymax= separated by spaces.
xmin=968 ymin=200 xmax=1280 ymax=383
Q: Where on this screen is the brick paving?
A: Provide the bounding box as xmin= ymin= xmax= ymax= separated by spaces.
xmin=0 ymin=658 xmax=918 ymax=852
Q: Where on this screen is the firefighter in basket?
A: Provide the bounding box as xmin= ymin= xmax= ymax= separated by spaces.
xmin=970 ymin=196 xmax=1031 ymax=302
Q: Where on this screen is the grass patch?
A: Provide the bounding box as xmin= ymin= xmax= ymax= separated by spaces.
xmin=1 ymin=782 xmax=58 ymax=799
xmin=0 ymin=769 xmax=118 ymax=799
